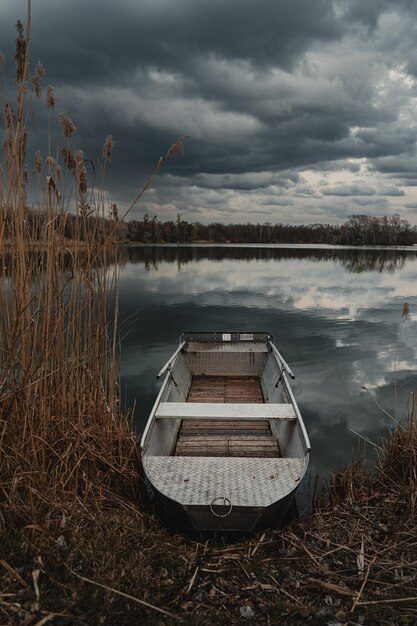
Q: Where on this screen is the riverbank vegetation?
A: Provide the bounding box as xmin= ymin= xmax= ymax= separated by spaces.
xmin=126 ymin=213 xmax=417 ymax=246
xmin=8 ymin=211 xmax=417 ymax=247
xmin=0 ymin=9 xmax=142 ymax=622
xmin=2 ymin=413 xmax=417 ymax=625
xmin=1 ymin=9 xmax=417 ymax=625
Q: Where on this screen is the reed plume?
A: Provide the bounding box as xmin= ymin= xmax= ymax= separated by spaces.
xmin=46 ymin=84 xmax=56 ymax=109
xmin=165 ymin=134 xmax=188 ymax=159
xmin=31 ymin=61 xmax=45 ymax=97
xmin=58 ymin=112 xmax=76 ymax=138
xmin=3 ymin=130 xmax=13 ymax=154
xmin=4 ymin=102 xmax=15 ymax=129
xmin=78 ymin=163 xmax=88 ymax=194
xmin=14 ymin=20 xmax=26 ymax=83
xmin=402 ymin=302 xmax=409 ymax=319
xmin=103 ymin=134 xmax=114 ymax=161
xmin=45 ymin=155 xmax=61 ymax=181
xmin=61 ymin=146 xmax=76 ymax=171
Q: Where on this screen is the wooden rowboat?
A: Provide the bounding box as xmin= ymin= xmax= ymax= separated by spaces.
xmin=141 ymin=332 xmax=310 ymax=532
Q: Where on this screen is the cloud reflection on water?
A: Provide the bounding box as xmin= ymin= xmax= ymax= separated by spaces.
xmin=117 ymin=246 xmax=417 ymax=477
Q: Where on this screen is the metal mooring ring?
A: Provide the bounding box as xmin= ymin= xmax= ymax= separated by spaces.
xmin=209 ymin=495 xmax=233 ymax=518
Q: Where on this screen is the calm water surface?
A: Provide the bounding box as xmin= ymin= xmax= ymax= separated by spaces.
xmin=117 ymin=245 xmax=417 ymax=484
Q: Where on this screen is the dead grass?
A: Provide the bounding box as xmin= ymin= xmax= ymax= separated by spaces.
xmin=1 ymin=418 xmax=416 ymax=625
xmin=1 ymin=6 xmax=144 ymax=622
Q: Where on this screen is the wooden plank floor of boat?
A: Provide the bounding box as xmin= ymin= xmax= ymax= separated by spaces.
xmin=175 ymin=376 xmax=280 ymax=457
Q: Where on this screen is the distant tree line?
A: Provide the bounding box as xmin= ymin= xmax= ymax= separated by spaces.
xmin=126 ymin=213 xmax=417 ymax=246
xmin=6 ymin=209 xmax=416 ymax=247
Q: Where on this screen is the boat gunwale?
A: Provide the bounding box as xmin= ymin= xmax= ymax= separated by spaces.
xmin=180 ymin=330 xmax=274 ymax=344
xmin=140 ymin=369 xmax=172 ymax=450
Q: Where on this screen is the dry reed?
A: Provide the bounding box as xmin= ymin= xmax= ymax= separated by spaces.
xmin=31 ymin=61 xmax=45 ymax=98
xmin=0 ymin=11 xmax=181 ymax=618
xmin=58 ymin=112 xmax=77 ymax=138
xmin=102 ymin=134 xmax=114 ymax=162
xmin=46 ymin=84 xmax=56 ymax=109
xmin=0 ymin=0 xmax=142 ymax=559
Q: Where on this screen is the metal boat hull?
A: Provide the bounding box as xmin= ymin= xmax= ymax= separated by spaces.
xmin=146 ymin=478 xmax=299 ymax=533
xmin=141 ymin=332 xmax=311 ymax=533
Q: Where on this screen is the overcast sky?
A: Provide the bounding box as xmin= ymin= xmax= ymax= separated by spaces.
xmin=2 ymin=0 xmax=417 ymax=224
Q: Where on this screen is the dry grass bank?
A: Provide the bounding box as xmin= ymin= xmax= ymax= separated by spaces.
xmin=1 ymin=419 xmax=416 ymax=625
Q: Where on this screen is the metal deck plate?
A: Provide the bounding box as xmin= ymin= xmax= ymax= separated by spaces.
xmin=145 ymin=456 xmax=305 ymax=507
xmin=186 ymin=349 xmax=267 ymax=376
xmin=185 ymin=341 xmax=268 ymax=353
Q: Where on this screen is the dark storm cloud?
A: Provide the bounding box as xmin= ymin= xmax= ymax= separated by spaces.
xmin=0 ymin=0 xmax=343 ymax=90
xmin=370 ymin=156 xmax=417 ymax=175
xmin=322 ymin=183 xmax=405 ymax=196
xmin=344 ymin=0 xmax=417 ymax=30
xmin=322 ymin=184 xmax=375 ymax=196
xmin=11 ymin=0 xmax=343 ymax=76
xmin=161 ymin=171 xmax=301 ymax=191
xmin=1 ymin=0 xmax=417 ymax=223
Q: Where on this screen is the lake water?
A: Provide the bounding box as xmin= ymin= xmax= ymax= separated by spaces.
xmin=117 ymin=244 xmax=417 ymax=486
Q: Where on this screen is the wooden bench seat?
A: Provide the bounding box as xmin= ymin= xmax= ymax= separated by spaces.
xmin=156 ymin=401 xmax=296 ymax=421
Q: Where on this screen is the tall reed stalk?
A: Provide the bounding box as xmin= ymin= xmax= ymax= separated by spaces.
xmin=0 ymin=4 xmax=141 ymax=526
